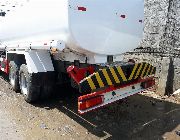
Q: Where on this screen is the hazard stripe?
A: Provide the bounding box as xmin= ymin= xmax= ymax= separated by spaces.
xmin=145 ymin=64 xmax=152 ymax=76
xmin=148 ymin=65 xmax=153 ymax=76
xmin=116 ymin=66 xmax=127 ymax=82
xmin=98 ymin=70 xmax=108 ymax=86
xmin=141 ymin=63 xmax=149 ymax=78
xmin=81 ymin=80 xmax=91 ymax=93
xmin=110 ymin=67 xmax=120 ymax=84
xmin=113 ymin=66 xmax=124 ymax=82
xmin=153 ymin=67 xmax=156 ymax=74
xmin=91 ymin=75 xmax=100 ymax=89
xmin=139 ymin=63 xmax=146 ymax=78
xmin=150 ymin=66 xmax=155 ymax=75
xmin=134 ymin=63 xmax=144 ymax=79
xmin=106 ymin=68 xmax=116 ymax=85
xmin=79 ymin=62 xmax=156 ymax=94
xmin=102 ymin=69 xmax=113 ymax=86
xmin=86 ymin=77 xmax=96 ymax=90
xmin=95 ymin=73 xmax=104 ymax=88
xmin=129 ymin=63 xmax=139 ymax=80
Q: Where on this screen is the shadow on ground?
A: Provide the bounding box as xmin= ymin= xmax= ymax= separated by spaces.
xmin=29 ymin=84 xmax=180 ymax=140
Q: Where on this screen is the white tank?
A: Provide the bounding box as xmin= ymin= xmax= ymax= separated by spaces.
xmin=0 ymin=0 xmax=144 ymax=55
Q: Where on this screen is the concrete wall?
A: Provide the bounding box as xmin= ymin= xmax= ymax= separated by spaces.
xmin=142 ymin=0 xmax=180 ymax=50
xmin=125 ymin=0 xmax=180 ymax=95
xmin=141 ymin=0 xmax=169 ymax=49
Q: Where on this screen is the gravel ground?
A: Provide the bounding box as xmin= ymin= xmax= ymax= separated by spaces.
xmin=0 ymin=73 xmax=180 ymax=140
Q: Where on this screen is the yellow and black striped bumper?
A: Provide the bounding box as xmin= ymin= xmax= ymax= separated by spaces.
xmin=79 ymin=62 xmax=156 ymax=94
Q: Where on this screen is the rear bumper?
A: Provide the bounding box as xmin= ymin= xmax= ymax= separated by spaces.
xmin=78 ymin=77 xmax=155 ymax=114
xmin=67 ymin=62 xmax=156 ymax=114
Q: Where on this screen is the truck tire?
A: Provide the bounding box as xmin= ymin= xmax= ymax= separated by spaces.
xmin=19 ymin=64 xmax=40 ymax=103
xmin=9 ymin=61 xmax=20 ymax=92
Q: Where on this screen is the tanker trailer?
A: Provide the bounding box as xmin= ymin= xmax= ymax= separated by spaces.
xmin=0 ymin=0 xmax=156 ymax=114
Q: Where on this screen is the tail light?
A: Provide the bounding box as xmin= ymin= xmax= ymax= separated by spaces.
xmin=78 ymin=96 xmax=104 ymax=111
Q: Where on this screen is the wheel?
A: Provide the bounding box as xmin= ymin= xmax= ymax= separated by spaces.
xmin=19 ymin=64 xmax=40 ymax=103
xmin=9 ymin=61 xmax=20 ymax=92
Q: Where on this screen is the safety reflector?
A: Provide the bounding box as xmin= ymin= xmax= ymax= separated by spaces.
xmin=78 ymin=6 xmax=86 ymax=11
xmin=78 ymin=96 xmax=104 ymax=111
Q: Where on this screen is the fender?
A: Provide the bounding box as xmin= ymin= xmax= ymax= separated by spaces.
xmin=7 ymin=50 xmax=54 ymax=73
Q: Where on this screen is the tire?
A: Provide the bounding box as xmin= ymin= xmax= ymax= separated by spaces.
xmin=9 ymin=61 xmax=20 ymax=92
xmin=19 ymin=64 xmax=40 ymax=103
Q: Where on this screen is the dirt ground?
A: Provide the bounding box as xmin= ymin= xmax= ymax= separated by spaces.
xmin=0 ymin=73 xmax=180 ymax=140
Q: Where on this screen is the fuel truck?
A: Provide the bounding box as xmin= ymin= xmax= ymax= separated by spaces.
xmin=0 ymin=0 xmax=156 ymax=114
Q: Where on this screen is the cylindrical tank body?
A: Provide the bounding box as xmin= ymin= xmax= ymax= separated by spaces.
xmin=0 ymin=0 xmax=144 ymax=55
